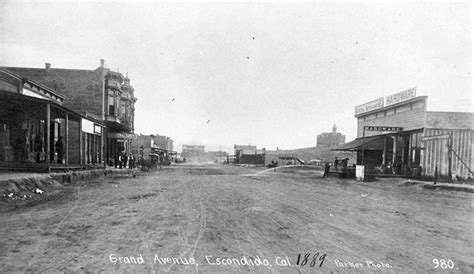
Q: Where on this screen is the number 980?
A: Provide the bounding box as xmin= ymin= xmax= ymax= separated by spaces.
xmin=433 ymin=259 xmax=454 ymax=269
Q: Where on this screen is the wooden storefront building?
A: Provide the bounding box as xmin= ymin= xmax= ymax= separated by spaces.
xmin=334 ymin=88 xmax=473 ymax=179
xmin=0 ymin=69 xmax=104 ymax=172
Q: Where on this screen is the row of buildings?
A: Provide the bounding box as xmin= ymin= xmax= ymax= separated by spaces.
xmin=0 ymin=60 xmax=173 ymax=172
xmin=181 ymin=145 xmax=228 ymax=162
xmin=230 ymin=125 xmax=349 ymax=167
xmin=233 ymin=145 xmax=304 ymax=167
xmin=229 ymin=88 xmax=473 ymax=180
xmin=334 ymin=88 xmax=473 ymax=180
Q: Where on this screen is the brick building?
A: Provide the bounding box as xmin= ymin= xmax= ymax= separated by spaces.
xmin=316 ymin=124 xmax=346 ymax=147
xmin=132 ymin=134 xmax=174 ymax=158
xmin=0 ymin=69 xmax=104 ymax=172
xmin=335 ymin=88 xmax=473 ymax=179
xmin=2 ymin=60 xmax=137 ymax=166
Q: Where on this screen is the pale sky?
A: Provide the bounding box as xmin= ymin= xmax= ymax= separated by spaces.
xmin=1 ymin=1 xmax=472 ymax=153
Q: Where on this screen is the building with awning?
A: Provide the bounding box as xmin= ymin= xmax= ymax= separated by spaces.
xmin=131 ymin=134 xmax=173 ymax=159
xmin=2 ymin=60 xmax=137 ymax=167
xmin=334 ymin=87 xmax=473 ymax=179
xmin=333 ymin=135 xmax=385 ymax=151
xmin=0 ymin=69 xmax=104 ymax=172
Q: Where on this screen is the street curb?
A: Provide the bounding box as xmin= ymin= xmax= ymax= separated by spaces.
xmin=0 ymin=169 xmax=134 ymax=195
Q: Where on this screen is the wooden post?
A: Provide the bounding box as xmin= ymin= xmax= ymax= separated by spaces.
xmin=382 ymin=136 xmax=387 ymax=165
xmin=392 ymin=136 xmax=396 ymax=167
xmin=361 ymin=126 xmax=366 ymax=165
xmin=79 ymin=119 xmax=83 ymax=165
xmin=102 ymin=127 xmax=106 ymax=167
xmin=448 ymin=133 xmax=452 ymax=182
xmin=46 ymin=104 xmax=51 ymax=167
xmin=65 ymin=113 xmax=69 ymax=165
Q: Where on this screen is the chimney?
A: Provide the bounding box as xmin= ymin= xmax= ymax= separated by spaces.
xmin=45 ymin=63 xmax=51 ymax=71
xmin=100 ymin=59 xmax=105 ymax=68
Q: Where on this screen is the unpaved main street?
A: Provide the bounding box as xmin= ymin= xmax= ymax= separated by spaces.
xmin=1 ymin=164 xmax=473 ymax=273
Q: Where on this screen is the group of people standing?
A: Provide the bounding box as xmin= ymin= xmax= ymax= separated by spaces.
xmin=323 ymin=156 xmax=350 ymax=178
xmin=114 ymin=152 xmax=136 ymax=169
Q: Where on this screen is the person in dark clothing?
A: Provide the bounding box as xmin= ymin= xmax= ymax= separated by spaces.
xmin=55 ymin=136 xmax=65 ymax=164
xmin=129 ymin=155 xmax=135 ymax=169
xmin=114 ymin=154 xmax=119 ymax=168
xmin=122 ymin=153 xmax=128 ymax=169
xmin=334 ymin=157 xmax=339 ymax=172
xmin=341 ymin=158 xmax=348 ymax=178
xmin=323 ymin=162 xmax=331 ymax=178
xmin=158 ymin=155 xmax=164 ymax=170
xmin=34 ymin=135 xmax=43 ymax=163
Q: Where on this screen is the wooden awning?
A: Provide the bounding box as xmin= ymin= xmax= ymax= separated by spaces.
xmin=332 ymin=135 xmax=385 ymax=151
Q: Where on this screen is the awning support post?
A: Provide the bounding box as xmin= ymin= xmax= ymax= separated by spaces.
xmin=361 ymin=126 xmax=366 ymax=165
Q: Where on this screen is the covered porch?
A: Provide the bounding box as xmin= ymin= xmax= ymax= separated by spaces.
xmin=333 ymin=129 xmax=424 ymax=176
xmin=0 ymin=72 xmax=104 ymax=172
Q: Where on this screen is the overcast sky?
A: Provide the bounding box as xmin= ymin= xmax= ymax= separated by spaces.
xmin=1 ymin=1 xmax=472 ymax=153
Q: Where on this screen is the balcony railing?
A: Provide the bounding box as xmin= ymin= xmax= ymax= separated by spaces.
xmin=106 ymin=114 xmax=121 ymax=123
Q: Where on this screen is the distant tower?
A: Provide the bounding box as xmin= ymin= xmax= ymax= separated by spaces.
xmin=316 ymin=124 xmax=346 ymax=147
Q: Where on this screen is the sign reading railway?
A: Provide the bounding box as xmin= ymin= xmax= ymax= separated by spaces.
xmin=364 ymin=126 xmax=403 ymax=132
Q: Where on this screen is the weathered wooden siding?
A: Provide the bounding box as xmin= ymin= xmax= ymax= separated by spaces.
xmin=357 ymin=99 xmax=427 ymax=138
xmin=422 ymin=129 xmax=473 ymax=179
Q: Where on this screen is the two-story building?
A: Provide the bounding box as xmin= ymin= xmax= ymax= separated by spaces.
xmin=334 ymin=88 xmax=473 ymax=179
xmin=0 ymin=69 xmax=104 ymax=172
xmin=2 ymin=60 xmax=137 ymax=167
xmin=104 ymin=70 xmax=138 ymax=163
xmin=316 ymin=124 xmax=346 ymax=147
xmin=132 ymin=134 xmax=174 ymax=158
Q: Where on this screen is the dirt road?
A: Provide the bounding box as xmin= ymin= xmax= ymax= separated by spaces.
xmin=1 ymin=164 xmax=473 ymax=273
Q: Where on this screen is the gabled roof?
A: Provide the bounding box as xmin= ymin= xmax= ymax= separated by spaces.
xmin=0 ymin=69 xmax=65 ymax=103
